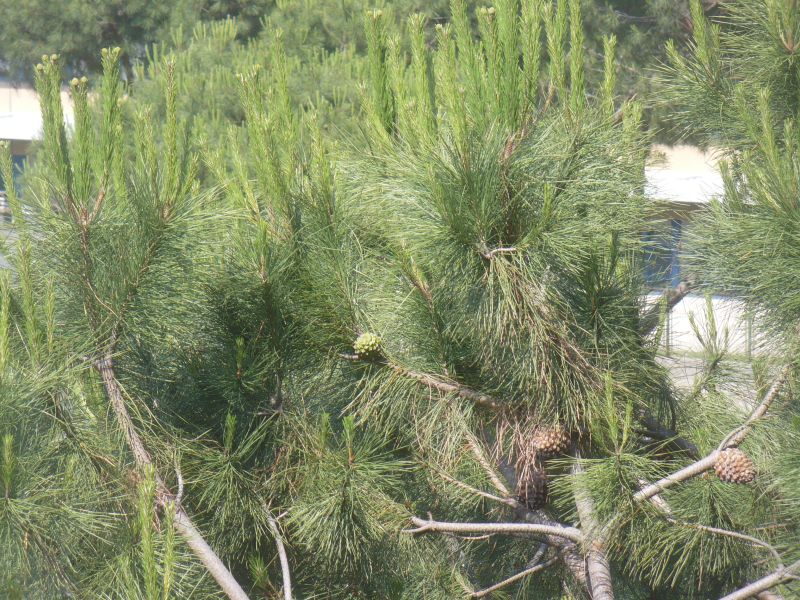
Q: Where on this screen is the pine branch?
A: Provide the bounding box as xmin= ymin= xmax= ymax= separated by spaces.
xmin=635 ymin=364 xmax=791 ymax=503
xmin=466 ymin=436 xmax=590 ymax=593
xmin=434 ymin=468 xmax=513 ymax=506
xmin=668 ymin=520 xmax=784 ymax=568
xmin=346 ymin=355 xmax=696 ymax=458
xmin=639 ymin=281 xmax=692 ymax=336
xmin=572 ymin=451 xmax=615 ymax=600
xmin=638 ymin=480 xmax=787 ymax=572
xmin=718 ymin=560 xmax=800 ymax=600
xmin=466 ymin=434 xmax=512 ymax=496
xmin=96 ymin=341 xmax=250 ymax=600
xmin=340 ymin=354 xmax=502 ymax=410
xmin=404 ymin=515 xmax=584 ymax=544
xmin=267 ymin=515 xmax=293 ymax=600
xmin=470 ymin=556 xmax=559 ymax=598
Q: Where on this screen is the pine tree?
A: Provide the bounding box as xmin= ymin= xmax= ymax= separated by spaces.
xmin=658 ymin=0 xmax=800 ymax=594
xmin=2 ymin=1 xmax=799 ymax=600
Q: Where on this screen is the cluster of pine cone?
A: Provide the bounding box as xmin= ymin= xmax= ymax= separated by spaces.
xmin=517 ymin=426 xmax=571 ymax=510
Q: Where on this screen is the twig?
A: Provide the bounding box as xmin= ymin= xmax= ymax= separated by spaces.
xmin=635 ymin=365 xmax=790 ymax=503
xmin=719 ymin=560 xmax=800 ymax=600
xmin=435 ymin=468 xmax=514 ymax=507
xmin=481 ymin=246 xmax=518 ymax=260
xmin=174 ymin=461 xmax=184 ymax=507
xmin=668 ymin=520 xmax=783 ymax=568
xmin=466 ymin=435 xmax=512 ymax=496
xmin=638 ymin=410 xmax=699 ymax=458
xmin=404 ymin=516 xmax=584 ymax=544
xmin=386 ymin=363 xmax=503 ymax=410
xmin=267 ymin=515 xmax=293 ymax=600
xmin=340 ymin=353 xmax=504 ymax=411
xmin=470 ymin=557 xmax=559 ymax=597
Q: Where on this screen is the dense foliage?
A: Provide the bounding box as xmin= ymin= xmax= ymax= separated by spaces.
xmin=1 ymin=1 xmax=799 ymax=600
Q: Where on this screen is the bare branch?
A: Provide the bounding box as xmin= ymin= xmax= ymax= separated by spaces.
xmin=175 ymin=461 xmax=184 ymax=507
xmin=267 ymin=516 xmax=293 ymax=600
xmin=173 ymin=512 xmax=250 ymax=600
xmin=404 ymin=516 xmax=584 ymax=544
xmin=471 ymin=557 xmax=559 ymax=598
xmin=635 ymin=365 xmax=791 ymax=503
xmin=719 ymin=560 xmax=800 ymax=600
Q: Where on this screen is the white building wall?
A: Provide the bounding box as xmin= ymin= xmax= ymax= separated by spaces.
xmin=644 ymin=146 xmax=761 ymax=357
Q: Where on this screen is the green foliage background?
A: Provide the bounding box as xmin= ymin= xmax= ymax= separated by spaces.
xmin=1 ymin=1 xmax=799 ymax=600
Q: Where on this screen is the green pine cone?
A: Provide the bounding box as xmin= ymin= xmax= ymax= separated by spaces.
xmin=353 ymin=332 xmax=381 ymax=357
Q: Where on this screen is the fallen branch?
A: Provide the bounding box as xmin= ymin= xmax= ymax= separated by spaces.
xmin=635 ymin=365 xmax=790 ymax=503
xmin=97 ymin=347 xmax=250 ymax=600
xmin=471 ymin=557 xmax=559 ymax=598
xmin=718 ymin=559 xmax=800 ymax=600
xmin=404 ymin=516 xmax=584 ymax=544
xmin=267 ymin=516 xmax=293 ymax=600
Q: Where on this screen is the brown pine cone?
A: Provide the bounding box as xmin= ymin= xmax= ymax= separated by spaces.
xmin=517 ymin=469 xmax=549 ymax=510
xmin=532 ymin=426 xmax=570 ymax=458
xmin=714 ymin=448 xmax=756 ymax=484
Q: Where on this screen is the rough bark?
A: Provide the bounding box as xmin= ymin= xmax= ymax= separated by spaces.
xmin=572 ymin=453 xmax=614 ymax=600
